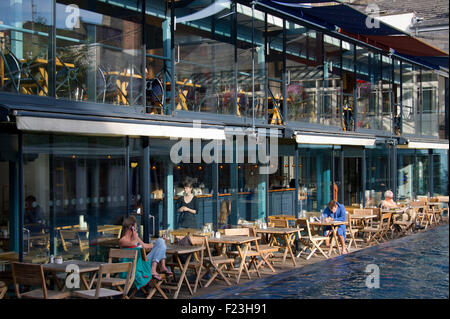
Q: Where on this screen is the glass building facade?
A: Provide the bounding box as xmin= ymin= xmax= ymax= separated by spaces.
xmin=0 ymin=0 xmax=448 ymax=262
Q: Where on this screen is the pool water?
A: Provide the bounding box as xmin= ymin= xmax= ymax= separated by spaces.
xmin=197 ymin=224 xmax=449 ymax=299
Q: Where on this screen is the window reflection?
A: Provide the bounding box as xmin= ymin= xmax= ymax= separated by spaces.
xmin=55 ymin=1 xmax=144 ymax=106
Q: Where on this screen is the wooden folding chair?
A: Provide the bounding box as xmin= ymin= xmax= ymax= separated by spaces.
xmin=360 ymin=212 xmax=392 ymax=246
xmin=345 ymin=214 xmax=359 ymax=249
xmin=101 ymin=225 xmax=123 ymax=238
xmin=128 ymin=247 xmax=169 ymax=299
xmin=391 ymin=208 xmax=416 ymax=237
xmin=92 ymin=248 xmax=137 ymax=298
xmin=223 ymin=228 xmax=261 ymax=279
xmin=73 ymin=262 xmax=132 ymax=299
xmin=0 ymin=280 xmax=8 ymax=299
xmin=60 ymin=229 xmax=89 ymax=261
xmin=437 ymin=196 xmax=449 ymax=222
xmin=408 ymin=201 xmax=426 ymax=228
xmin=295 ymin=218 xmax=328 ymax=260
xmin=248 ymin=227 xmax=278 ymax=273
xmin=199 ymin=236 xmax=235 ymax=288
xmin=11 ymin=262 xmax=70 ymax=299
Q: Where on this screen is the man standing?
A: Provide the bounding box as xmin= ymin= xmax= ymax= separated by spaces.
xmin=322 ymin=200 xmax=348 ymax=254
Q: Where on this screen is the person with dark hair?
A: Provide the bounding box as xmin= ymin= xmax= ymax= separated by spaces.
xmin=119 ymin=216 xmax=172 ymax=282
xmin=321 ymin=200 xmax=348 ymax=254
xmin=177 ymin=181 xmax=199 ymax=229
xmin=25 ymin=195 xmax=44 ymax=226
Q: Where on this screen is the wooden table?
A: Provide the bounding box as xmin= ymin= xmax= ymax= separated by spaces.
xmin=254 ymin=227 xmax=302 ymax=267
xmin=161 ymin=244 xmax=205 ymax=299
xmin=42 ymin=260 xmax=103 ymax=291
xmin=351 ymin=215 xmax=377 ymax=228
xmin=207 ymin=236 xmax=259 ymax=284
xmin=308 ymin=221 xmax=346 ymax=257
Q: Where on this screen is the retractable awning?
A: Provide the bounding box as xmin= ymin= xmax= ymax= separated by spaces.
xmin=294 ymin=132 xmax=376 ymax=146
xmin=15 ymin=115 xmax=226 ymax=140
xmin=398 ymin=140 xmax=449 ymax=150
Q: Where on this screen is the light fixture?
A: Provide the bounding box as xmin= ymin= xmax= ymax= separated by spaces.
xmin=72 ymin=155 xmax=76 ymax=159
xmin=107 ymin=155 xmax=111 ymax=159
xmin=177 ymin=165 xmax=181 ymax=170
xmin=131 ymin=162 xmax=138 ymax=168
xmin=152 ymin=166 xmax=156 ymax=170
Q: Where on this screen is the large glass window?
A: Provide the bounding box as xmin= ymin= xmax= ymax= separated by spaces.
xmin=433 ymin=150 xmax=449 ymax=196
xmin=286 ymin=22 xmax=323 ymax=124
xmin=298 ymin=145 xmax=333 ymax=212
xmin=266 ymin=14 xmax=283 ymax=125
xmin=1 ymin=0 xmax=52 ymax=96
xmin=355 ymin=46 xmax=381 ymax=131
xmin=393 ymin=59 xmax=401 ymax=135
xmin=269 ymin=141 xmax=296 ymax=215
xmin=145 ymin=0 xmax=169 ymax=115
xmin=402 ymin=62 xmax=418 ymax=135
xmin=322 ymin=35 xmax=341 ymax=127
xmin=341 ymin=40 xmax=355 ymax=131
xmin=236 ymin=4 xmax=265 ymax=119
xmin=174 ymin=1 xmax=235 ymax=116
xmin=381 ymin=55 xmax=392 ymax=132
xmin=23 ymin=134 xmax=127 ymax=261
xmin=366 ymin=144 xmax=391 ymax=206
xmin=421 ymin=69 xmax=439 ymax=137
xmin=55 ymin=1 xmax=144 ymax=106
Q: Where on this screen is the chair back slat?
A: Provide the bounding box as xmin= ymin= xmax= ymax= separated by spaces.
xmin=108 ymin=248 xmax=137 ymax=260
xmin=353 ymin=209 xmax=373 ymax=216
xmin=223 ymin=228 xmax=249 ymax=236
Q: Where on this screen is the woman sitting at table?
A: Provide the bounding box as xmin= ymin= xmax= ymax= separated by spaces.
xmin=119 ymin=216 xmax=172 ymax=283
xmin=177 ymin=181 xmax=199 ymax=229
xmin=321 ymin=200 xmax=348 ymax=254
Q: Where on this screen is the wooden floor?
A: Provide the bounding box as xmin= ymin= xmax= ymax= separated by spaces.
xmin=143 ymin=221 xmax=448 ymax=299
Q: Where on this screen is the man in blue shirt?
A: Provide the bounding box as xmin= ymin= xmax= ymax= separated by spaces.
xmin=322 ymin=200 xmax=348 ymax=254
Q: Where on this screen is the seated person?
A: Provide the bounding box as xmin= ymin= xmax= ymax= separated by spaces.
xmin=380 ymin=190 xmax=399 ymax=209
xmin=321 ymin=200 xmax=348 ymax=254
xmin=25 ymin=195 xmax=45 ymax=234
xmin=380 ymin=190 xmax=409 ymax=221
xmin=119 ymin=216 xmax=172 ymax=283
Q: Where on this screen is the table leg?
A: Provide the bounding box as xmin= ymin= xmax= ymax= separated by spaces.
xmin=283 ymin=234 xmax=297 ymax=267
xmin=236 ymin=243 xmax=250 ymax=284
xmin=327 ymin=230 xmax=335 ymax=257
xmin=333 ymin=226 xmax=342 ymax=255
xmin=51 ymin=271 xmax=65 ymax=291
xmin=173 ymin=253 xmax=193 ymax=299
xmin=79 ymin=272 xmax=93 ymax=290
xmin=193 ymin=249 xmax=203 ymax=293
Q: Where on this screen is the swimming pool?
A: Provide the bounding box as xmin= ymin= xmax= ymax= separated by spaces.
xmin=197 ymin=224 xmax=449 ymax=299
